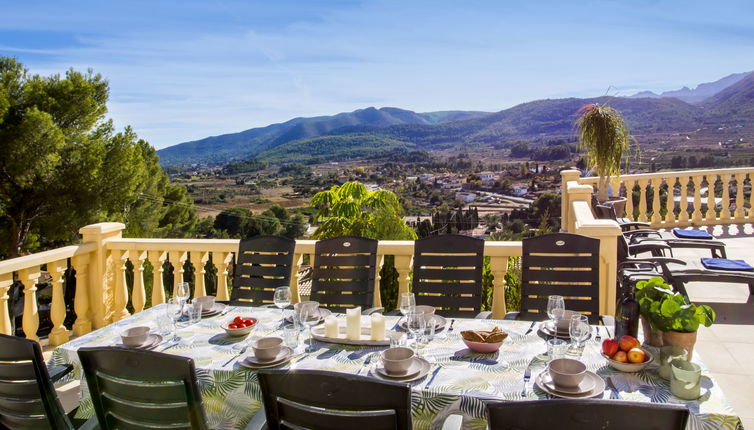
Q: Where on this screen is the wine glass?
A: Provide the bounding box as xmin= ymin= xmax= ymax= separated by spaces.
xmin=176 ymin=282 xmax=190 ymax=304
xmin=301 ymin=307 xmax=320 ymax=353
xmin=405 ymin=311 xmax=426 ymax=352
xmin=399 ymin=293 xmax=416 ymax=315
xmin=569 ymin=314 xmax=590 ymax=348
xmin=274 ymin=286 xmax=292 ymax=322
xmin=165 ymin=298 xmax=183 ymax=342
xmin=547 ymin=295 xmax=565 ymax=327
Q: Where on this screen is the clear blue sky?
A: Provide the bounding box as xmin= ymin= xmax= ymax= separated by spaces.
xmin=1 ymin=0 xmax=753 ymax=149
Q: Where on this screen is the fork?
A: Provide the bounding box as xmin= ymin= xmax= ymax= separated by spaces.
xmin=595 ymin=325 xmax=602 ymax=343
xmin=521 ymin=365 xmax=532 ymax=397
xmin=223 ymin=344 xmax=249 ymax=367
xmin=448 ymin=319 xmax=456 ymax=332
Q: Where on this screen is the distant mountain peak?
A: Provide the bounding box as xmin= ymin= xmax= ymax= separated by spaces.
xmin=629 ymin=71 xmax=752 ymax=104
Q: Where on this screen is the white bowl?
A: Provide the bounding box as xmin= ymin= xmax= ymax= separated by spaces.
xmin=602 ymin=349 xmax=654 ymax=372
xmin=221 ymin=317 xmax=257 ymax=337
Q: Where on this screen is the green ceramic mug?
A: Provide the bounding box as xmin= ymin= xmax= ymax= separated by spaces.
xmin=670 ymin=359 xmax=701 ymax=400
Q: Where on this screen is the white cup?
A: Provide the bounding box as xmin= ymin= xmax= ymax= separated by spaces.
xmin=121 ymin=326 xmax=150 ymax=347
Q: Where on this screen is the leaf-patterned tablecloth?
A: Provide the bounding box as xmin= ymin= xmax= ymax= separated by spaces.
xmin=52 ymin=305 xmax=743 ymax=430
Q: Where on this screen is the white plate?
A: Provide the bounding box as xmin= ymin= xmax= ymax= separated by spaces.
xmin=311 ymin=326 xmax=393 ymax=346
xmin=372 ymin=357 xmax=431 ymax=382
xmin=201 ymin=303 xmax=227 ymax=317
xmin=399 ymin=315 xmax=447 ymax=332
xmin=539 ymin=322 xmax=591 ymax=341
xmin=535 ymin=371 xmax=605 ymax=398
xmin=539 ymin=371 xmax=595 ymax=394
xmin=241 ymin=346 xmax=294 ymax=367
xmin=374 ymin=357 xmax=424 ymax=379
xmin=284 ymin=308 xmax=332 ymax=323
xmin=117 ymin=334 xmax=163 ymax=350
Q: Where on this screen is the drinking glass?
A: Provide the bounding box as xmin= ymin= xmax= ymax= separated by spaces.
xmin=282 ymin=324 xmax=299 ymax=349
xmin=547 ymin=295 xmax=565 ymax=326
xmin=175 ymin=282 xmax=190 ymax=305
xmin=274 ymin=286 xmax=292 ymax=322
xmin=186 ymin=301 xmax=202 ymax=325
xmin=547 ymin=338 xmax=568 ymax=360
xmin=301 ymin=308 xmax=320 ymax=353
xmin=399 ymin=293 xmax=416 ymax=316
xmin=405 ymin=311 xmax=426 ymax=351
xmin=165 ymin=298 xmax=183 ymax=341
xmin=569 ymin=314 xmax=590 ymax=348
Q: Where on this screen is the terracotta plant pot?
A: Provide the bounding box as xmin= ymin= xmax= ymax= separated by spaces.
xmin=661 ymin=330 xmax=697 ymax=361
xmin=641 ymin=316 xmax=663 ymax=347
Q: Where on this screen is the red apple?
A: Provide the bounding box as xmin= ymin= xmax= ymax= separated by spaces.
xmin=613 ymin=351 xmax=628 ymax=363
xmin=618 ymin=335 xmax=640 ymax=352
xmin=602 ymin=339 xmax=619 ymax=357
xmin=627 ymin=347 xmax=645 ymax=364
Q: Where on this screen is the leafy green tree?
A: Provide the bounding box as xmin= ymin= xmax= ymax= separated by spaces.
xmin=0 ymin=57 xmax=196 ymax=257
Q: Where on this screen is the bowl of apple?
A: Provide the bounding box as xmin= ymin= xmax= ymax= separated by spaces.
xmin=601 ymin=335 xmax=653 ymax=372
xmin=221 ymin=316 xmax=257 ymax=337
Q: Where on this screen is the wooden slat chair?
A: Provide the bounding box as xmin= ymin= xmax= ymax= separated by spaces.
xmin=230 ymin=235 xmax=296 ymax=307
xmin=514 ymin=232 xmax=601 ymax=324
xmin=77 ymin=347 xmax=213 ymax=430
xmin=0 ymin=333 xmax=78 ymax=430
xmin=310 ymin=236 xmax=383 ymax=314
xmin=254 ymin=369 xmax=412 ymax=430
xmin=486 ymin=399 xmax=689 ymax=430
xmin=411 ymin=234 xmax=487 ymax=318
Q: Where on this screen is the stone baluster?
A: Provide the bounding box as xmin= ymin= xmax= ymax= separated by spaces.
xmin=692 ymin=175 xmax=704 ymax=223
xmin=665 ymin=177 xmax=677 ymax=225
xmin=72 ymin=254 xmax=92 ymax=336
xmin=148 ymin=251 xmax=167 ymax=306
xmin=489 ymin=255 xmax=509 ymax=318
xmin=131 ymin=251 xmax=147 ymax=313
xmin=215 ymin=252 xmax=233 ymax=302
xmin=0 ymin=273 xmax=13 ymax=336
xmin=394 ymin=255 xmax=413 ymax=297
xmin=720 ymin=173 xmax=731 ymax=221
xmin=47 ymin=260 xmax=69 ymax=346
xmin=290 ymin=252 xmax=303 ymax=304
xmin=624 ymin=179 xmax=635 ymax=221
xmin=637 ymin=179 xmax=649 ymax=222
xmin=373 ymin=255 xmax=385 ymax=308
xmin=189 ymin=251 xmax=209 ymax=298
xmin=678 ymin=176 xmax=690 ymax=223
xmin=651 ymin=177 xmax=662 ymax=224
xmin=169 ymin=251 xmax=188 ymax=297
xmin=734 ymin=173 xmax=746 ymax=220
xmin=112 ymin=250 xmax=130 ymax=322
xmin=19 ymin=267 xmax=41 ymax=342
xmin=706 ymin=174 xmax=717 ymax=221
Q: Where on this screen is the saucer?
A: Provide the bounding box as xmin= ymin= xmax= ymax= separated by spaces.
xmin=285 ymin=308 xmax=332 ymax=323
xmin=201 ymin=303 xmax=226 ymax=317
xmin=375 ymin=358 xmax=423 ymax=379
xmin=399 ymin=315 xmax=447 ymax=332
xmin=539 ymin=371 xmax=595 ymax=394
xmin=372 ymin=357 xmax=430 ymax=382
xmin=535 ymin=370 xmax=605 ymax=399
xmin=242 ymin=346 xmax=294 ymax=366
xmin=539 ymin=322 xmax=591 ymax=341
xmin=118 ymin=333 xmax=162 ymax=350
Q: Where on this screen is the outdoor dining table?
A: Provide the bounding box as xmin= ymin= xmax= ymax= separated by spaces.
xmin=51 ymin=304 xmax=743 ymax=430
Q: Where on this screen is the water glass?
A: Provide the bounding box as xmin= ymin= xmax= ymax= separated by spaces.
xmin=274 ymin=286 xmax=292 ymax=321
xmin=301 ymin=308 xmax=319 ymax=352
xmin=659 ymin=346 xmax=688 ymax=380
xmin=390 ymin=332 xmax=407 ymax=348
xmin=282 ymin=324 xmax=299 ymax=348
xmin=399 ymin=293 xmax=416 ymax=316
xmin=165 ymin=298 xmax=183 ymax=341
xmin=547 ymin=295 xmax=565 ymax=325
xmin=670 ymin=359 xmax=702 ymax=400
xmin=186 ymin=301 xmax=202 ymax=325
xmin=418 ymin=316 xmax=436 ymax=346
xmin=405 ymin=311 xmax=426 ymax=350
xmin=547 ymin=338 xmax=568 ymax=360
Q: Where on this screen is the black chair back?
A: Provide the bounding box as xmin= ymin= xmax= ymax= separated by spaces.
xmin=412 ymin=234 xmax=485 ymax=317
xmin=258 ymin=369 xmax=412 ymax=430
xmin=0 ymin=334 xmax=73 ymax=429
xmin=231 ymin=235 xmax=296 ymax=306
xmin=520 ymin=233 xmax=601 ymax=324
xmin=310 ymin=236 xmax=379 ymax=313
xmin=77 ymin=347 xmax=210 ymax=430
xmin=487 ymin=399 xmax=689 ymax=430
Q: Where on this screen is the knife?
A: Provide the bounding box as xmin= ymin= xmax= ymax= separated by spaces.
xmin=606 ymin=377 xmax=621 ymax=399
xmin=425 ymin=366 xmax=442 ymax=387
xmin=524 ymin=321 xmax=536 ymax=335
xmin=222 ymin=344 xmax=249 ymax=367
xmin=521 ymin=357 xmax=537 ymax=396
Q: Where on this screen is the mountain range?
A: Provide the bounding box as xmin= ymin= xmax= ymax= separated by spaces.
xmin=158 ymin=71 xmax=754 ymax=166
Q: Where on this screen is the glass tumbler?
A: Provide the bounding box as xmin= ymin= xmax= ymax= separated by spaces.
xmin=282 ymin=324 xmax=299 ymax=349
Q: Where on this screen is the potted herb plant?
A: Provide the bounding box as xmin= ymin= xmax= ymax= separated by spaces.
xmin=635 ymin=277 xmax=715 ymax=359
xmin=575 ymin=103 xmax=637 ymax=204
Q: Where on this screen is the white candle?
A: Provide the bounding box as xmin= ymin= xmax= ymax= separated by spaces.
xmin=346 ymin=307 xmax=362 ymax=340
xmin=370 ymin=313 xmax=385 ymax=341
xmin=324 ymin=315 xmax=339 ymax=338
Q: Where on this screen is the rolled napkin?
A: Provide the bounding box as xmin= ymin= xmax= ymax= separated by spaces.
xmin=370 ymin=313 xmax=386 ymax=341
xmin=324 ymin=315 xmax=339 ymax=338
xmin=346 ymin=307 xmax=362 ymax=340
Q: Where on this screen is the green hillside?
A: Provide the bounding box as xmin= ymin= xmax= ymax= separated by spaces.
xmin=256 ymin=134 xmax=415 ymax=164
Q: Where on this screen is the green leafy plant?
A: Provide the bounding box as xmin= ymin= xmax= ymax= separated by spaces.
xmin=635 ymin=277 xmax=715 ymax=332
xmin=575 ymin=103 xmax=637 ymax=201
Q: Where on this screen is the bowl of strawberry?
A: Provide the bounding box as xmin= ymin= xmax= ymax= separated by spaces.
xmin=222 ymin=316 xmax=257 ymax=337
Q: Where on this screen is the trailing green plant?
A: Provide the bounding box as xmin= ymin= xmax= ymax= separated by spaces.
xmin=575 ymin=103 xmax=637 ymax=201
xmin=635 ymin=277 xmax=715 ymax=333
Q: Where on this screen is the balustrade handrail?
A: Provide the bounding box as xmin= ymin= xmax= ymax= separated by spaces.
xmin=0 ymin=242 xmax=97 ymax=274
xmin=578 ymin=166 xmax=754 ymax=183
